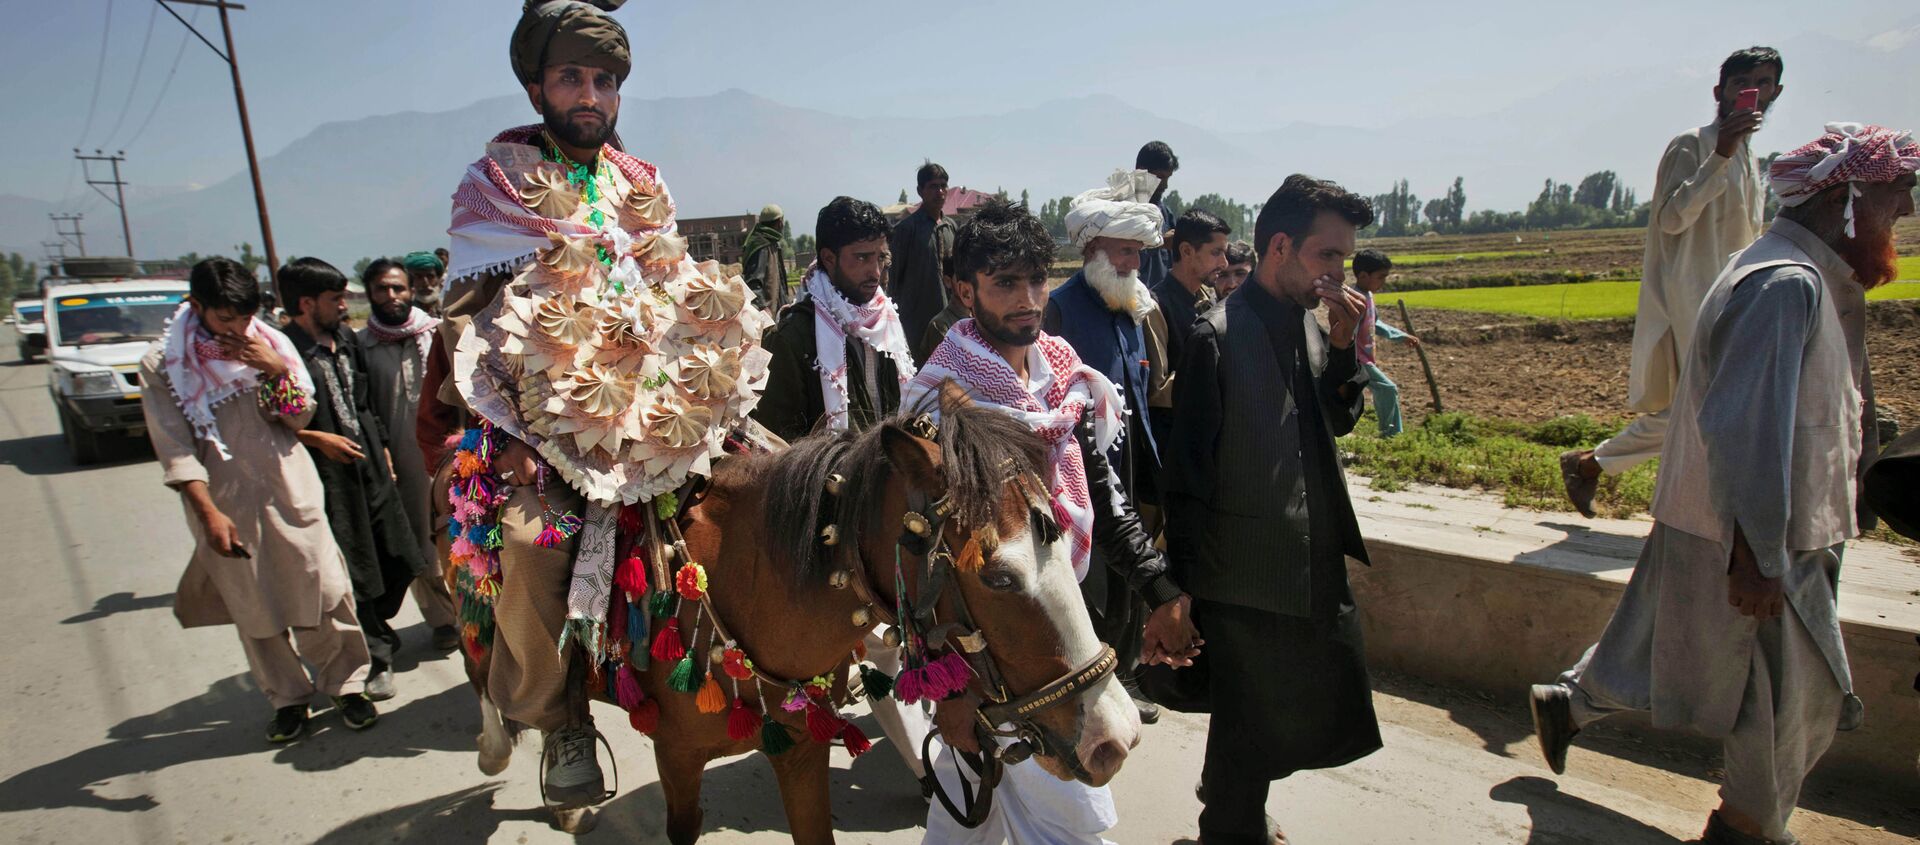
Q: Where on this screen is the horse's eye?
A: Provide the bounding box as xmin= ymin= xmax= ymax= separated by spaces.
xmin=980 ymin=570 xmax=1022 ymax=593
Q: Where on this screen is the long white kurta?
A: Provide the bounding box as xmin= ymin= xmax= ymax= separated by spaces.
xmin=139 ymin=346 xmax=354 ymax=639
xmin=1626 ymin=121 xmax=1763 ymax=413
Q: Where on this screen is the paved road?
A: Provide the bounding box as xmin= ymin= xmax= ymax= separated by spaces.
xmin=0 ymin=326 xmax=1908 ymax=844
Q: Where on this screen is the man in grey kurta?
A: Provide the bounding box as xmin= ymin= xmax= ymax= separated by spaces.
xmin=888 ymin=161 xmax=955 ymax=358
xmin=143 ymin=257 xmax=376 ymax=743
xmin=1531 ymin=124 xmax=1916 ymax=845
xmin=357 ymin=258 xmax=457 ymax=651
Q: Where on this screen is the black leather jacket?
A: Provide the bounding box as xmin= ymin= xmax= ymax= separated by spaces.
xmin=1077 ymin=413 xmax=1183 ymax=608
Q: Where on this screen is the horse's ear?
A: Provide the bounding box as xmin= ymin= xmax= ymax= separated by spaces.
xmin=937 ymin=378 xmax=973 ymax=418
xmin=881 ymin=423 xmax=945 ymax=494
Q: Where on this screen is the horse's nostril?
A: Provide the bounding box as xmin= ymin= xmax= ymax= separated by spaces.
xmin=1085 ymin=739 xmax=1129 ymax=778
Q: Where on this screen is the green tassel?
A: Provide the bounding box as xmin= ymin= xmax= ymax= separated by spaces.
xmin=760 ymin=714 xmax=796 ymax=756
xmin=860 ymin=664 xmax=894 ymax=701
xmin=649 ymin=590 xmax=675 ymax=619
xmin=667 ymin=655 xmax=697 ymax=693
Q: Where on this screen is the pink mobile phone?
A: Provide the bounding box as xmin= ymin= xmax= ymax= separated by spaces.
xmin=1734 ymin=88 xmax=1759 ymax=112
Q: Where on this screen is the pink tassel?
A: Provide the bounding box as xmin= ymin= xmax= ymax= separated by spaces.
xmin=449 ymin=536 xmax=477 ymax=559
xmin=894 ymin=667 xmax=925 ymax=704
xmin=931 ymin=652 xmax=973 ymax=698
xmin=615 ymin=664 xmax=642 ymax=710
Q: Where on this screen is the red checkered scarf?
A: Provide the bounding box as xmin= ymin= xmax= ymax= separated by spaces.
xmin=446 ymin=124 xmax=670 ymax=283
xmin=1770 ymin=123 xmax=1920 ymax=236
xmin=803 ymin=265 xmax=916 ymax=431
xmin=363 ymin=308 xmax=440 ymax=369
xmin=905 ymin=319 xmax=1126 ymax=580
xmin=159 ymin=302 xmax=313 ymax=459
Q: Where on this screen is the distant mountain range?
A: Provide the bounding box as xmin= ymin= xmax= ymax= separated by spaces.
xmin=4 ymin=22 xmax=1915 ymax=267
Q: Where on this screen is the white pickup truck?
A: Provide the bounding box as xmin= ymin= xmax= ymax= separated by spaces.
xmin=43 ymin=278 xmax=191 ymax=463
xmin=13 ymin=299 xmax=46 ymax=361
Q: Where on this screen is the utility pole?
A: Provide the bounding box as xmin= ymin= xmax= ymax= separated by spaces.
xmin=50 ymin=214 xmax=87 ymax=257
xmin=154 ymin=0 xmax=277 ymax=284
xmin=75 ymin=150 xmax=133 ymax=258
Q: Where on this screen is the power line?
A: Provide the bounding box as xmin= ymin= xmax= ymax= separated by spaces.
xmin=101 ymin=2 xmax=161 ymax=147
xmin=119 ymin=6 xmax=199 ymax=149
xmin=74 ymin=0 xmax=119 ymax=149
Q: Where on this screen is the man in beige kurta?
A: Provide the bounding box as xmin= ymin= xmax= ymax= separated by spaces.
xmin=142 ymin=257 xmax=373 ymax=742
xmin=357 ymin=259 xmax=456 ymax=649
xmin=1560 ymin=47 xmax=1782 ymax=515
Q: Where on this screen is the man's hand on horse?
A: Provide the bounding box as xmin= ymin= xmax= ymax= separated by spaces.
xmin=493 ymin=437 xmax=540 ymax=484
xmin=1142 ymin=593 xmax=1203 ymax=667
xmin=934 ymin=692 xmax=983 ymax=754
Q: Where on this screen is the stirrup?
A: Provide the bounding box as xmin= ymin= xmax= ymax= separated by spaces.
xmin=538 ymin=727 xmax=618 ymax=809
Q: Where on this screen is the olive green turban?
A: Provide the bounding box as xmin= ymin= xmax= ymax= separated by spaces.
xmin=510 ymin=0 xmax=631 ymax=87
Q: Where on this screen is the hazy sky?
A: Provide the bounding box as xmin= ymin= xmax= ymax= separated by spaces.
xmin=2 ymin=0 xmax=1909 ymax=216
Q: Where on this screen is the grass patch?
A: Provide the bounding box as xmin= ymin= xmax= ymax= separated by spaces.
xmin=1340 ymin=411 xmax=1658 ymax=518
xmin=1351 ymin=250 xmax=1537 ymax=268
xmin=1388 ymin=279 xmax=1920 ymax=319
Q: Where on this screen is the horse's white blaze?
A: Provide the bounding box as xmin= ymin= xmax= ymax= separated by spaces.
xmin=998 ymin=522 xmax=1141 ymax=783
xmin=477 ymin=694 xmax=513 ymax=776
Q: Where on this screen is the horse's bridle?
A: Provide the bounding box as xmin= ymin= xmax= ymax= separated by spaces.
xmin=836 ymin=416 xmax=1119 ymax=828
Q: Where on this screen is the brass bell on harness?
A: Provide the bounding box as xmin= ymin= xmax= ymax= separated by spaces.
xmin=824 ymin=473 xmax=846 ymax=495
xmin=827 ymin=569 xmax=852 ymax=590
xmin=710 ymin=644 xmax=728 ymax=665
xmin=882 ymin=627 xmax=903 ymax=648
xmin=902 ymin=512 xmax=931 ymax=537
xmin=820 ymin=524 xmax=841 ymax=546
xmin=851 ymin=606 xmax=872 ymax=627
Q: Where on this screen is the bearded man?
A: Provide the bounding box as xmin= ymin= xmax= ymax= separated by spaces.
xmin=403 ymin=251 xmax=447 ymax=317
xmin=281 ymin=257 xmax=431 ymax=702
xmin=753 ymin=196 xmax=915 ymax=442
xmin=1531 ymin=124 xmax=1915 ymax=845
xmin=427 ymin=0 xmax=772 ymax=810
xmin=1043 ymin=169 xmax=1167 ymax=723
xmin=910 ymin=198 xmax=1198 ymax=845
xmin=357 ymin=258 xmax=456 ymax=651
xmin=1560 ymin=47 xmax=1783 ymax=515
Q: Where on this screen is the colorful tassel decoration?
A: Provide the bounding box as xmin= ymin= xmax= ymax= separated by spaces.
xmin=760 ymin=714 xmax=795 ymax=755
xmin=859 ymin=664 xmax=895 ymax=701
xmin=649 ymin=590 xmax=676 ymax=619
xmin=781 ymin=687 xmax=808 ymax=713
xmin=628 ymin=698 xmax=660 ymax=734
xmin=696 ymin=673 xmax=727 ymax=714
xmin=839 ymin=721 xmax=872 ymax=758
xmin=675 ymin=562 xmax=708 ymax=600
xmin=726 ymin=698 xmax=758 ymax=741
xmin=615 ymin=664 xmax=642 ymax=710
xmin=667 ymin=654 xmax=698 ymax=693
xmin=615 ymin=551 xmax=649 ymax=596
xmin=651 ymin=617 xmax=685 ymax=662
xmin=806 ymin=704 xmax=843 ymax=744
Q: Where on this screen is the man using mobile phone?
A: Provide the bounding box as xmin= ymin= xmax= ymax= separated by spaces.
xmin=1560 ymin=47 xmax=1783 ymax=515
xmin=141 ymin=257 xmax=379 ymax=743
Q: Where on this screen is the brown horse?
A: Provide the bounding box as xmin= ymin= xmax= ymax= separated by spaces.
xmin=460 ymin=396 xmax=1140 ymax=843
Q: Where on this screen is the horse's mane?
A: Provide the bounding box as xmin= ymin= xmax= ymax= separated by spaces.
xmin=761 ymin=403 xmax=1051 ymax=581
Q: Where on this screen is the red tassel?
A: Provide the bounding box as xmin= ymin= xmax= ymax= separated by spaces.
xmin=839 ymin=721 xmax=871 ymax=758
xmin=615 ymin=664 xmax=642 ymax=710
xmin=618 ymin=503 xmax=645 ymax=536
xmin=726 ymin=698 xmax=757 ymax=741
xmin=651 ymin=617 xmax=685 ymax=662
xmin=615 ymin=551 xmax=649 ymax=596
xmin=806 ymin=704 xmax=842 ymax=744
xmin=628 ymin=698 xmax=660 ymax=734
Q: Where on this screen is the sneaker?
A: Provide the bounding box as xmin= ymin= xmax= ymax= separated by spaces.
xmin=267 ymin=705 xmax=308 ymax=743
xmin=1528 ymin=683 xmax=1579 ymax=775
xmin=334 ymin=693 xmax=380 ymax=730
xmin=542 ymin=727 xmax=608 ymax=809
xmin=430 ymin=625 xmax=461 ymax=651
xmin=364 ymin=669 xmax=397 ymax=702
xmin=1119 ymin=673 xmax=1160 ymax=725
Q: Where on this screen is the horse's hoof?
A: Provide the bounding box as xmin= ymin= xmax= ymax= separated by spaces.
xmin=552 ymin=807 xmax=596 ymax=834
xmin=477 ymin=750 xmax=510 ymax=776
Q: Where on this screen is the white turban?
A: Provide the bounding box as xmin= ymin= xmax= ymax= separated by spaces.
xmin=1065 ymin=169 xmax=1166 ymax=248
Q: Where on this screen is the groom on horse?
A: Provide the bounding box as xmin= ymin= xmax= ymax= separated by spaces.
xmin=423 ymin=0 xmax=773 ymax=812
xmin=906 ymin=198 xmax=1201 ymax=844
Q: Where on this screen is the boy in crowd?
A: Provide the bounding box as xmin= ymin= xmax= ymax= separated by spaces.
xmin=1350 ymin=248 xmax=1421 ymax=438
